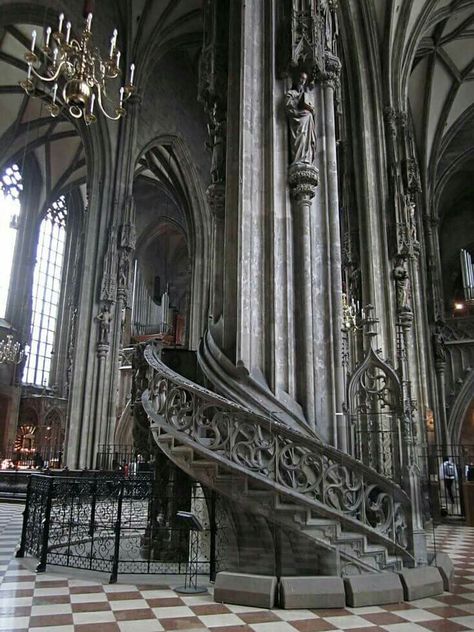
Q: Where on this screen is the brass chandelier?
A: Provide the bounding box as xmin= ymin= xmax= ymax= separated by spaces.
xmin=0 ymin=335 xmax=25 ymax=365
xmin=20 ymin=11 xmax=136 ymax=124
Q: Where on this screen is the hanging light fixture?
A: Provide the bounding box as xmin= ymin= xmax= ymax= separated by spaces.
xmin=0 ymin=335 xmax=25 ymax=365
xmin=19 ymin=8 xmax=136 ymax=124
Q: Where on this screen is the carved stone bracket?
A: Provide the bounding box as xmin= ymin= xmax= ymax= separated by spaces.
xmin=206 ymin=182 xmax=225 ymax=219
xmin=383 ymin=107 xmax=397 ymax=139
xmin=288 ymin=162 xmax=319 ymax=201
xmin=317 ymin=51 xmax=341 ymax=88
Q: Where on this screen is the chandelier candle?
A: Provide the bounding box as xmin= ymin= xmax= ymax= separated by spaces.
xmin=20 ymin=12 xmax=136 ymax=123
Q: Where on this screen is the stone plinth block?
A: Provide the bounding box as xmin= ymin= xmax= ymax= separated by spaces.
xmin=214 ymin=572 xmax=277 ymax=608
xmin=344 ymin=572 xmax=404 ymax=607
xmin=280 ymin=576 xmax=345 ymax=609
xmin=429 ymin=552 xmax=454 ymax=591
xmin=398 ymin=566 xmax=444 ymax=601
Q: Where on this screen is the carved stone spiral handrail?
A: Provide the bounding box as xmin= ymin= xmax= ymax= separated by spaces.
xmin=141 ymin=343 xmax=413 ymax=561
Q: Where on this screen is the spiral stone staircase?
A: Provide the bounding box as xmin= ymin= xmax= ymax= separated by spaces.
xmin=140 ymin=342 xmax=415 ymax=576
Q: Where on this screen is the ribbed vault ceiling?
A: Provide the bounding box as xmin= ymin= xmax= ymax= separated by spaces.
xmin=373 ymin=1 xmax=473 ymax=196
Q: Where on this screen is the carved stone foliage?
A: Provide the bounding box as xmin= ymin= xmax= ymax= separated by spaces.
xmin=278 ymin=0 xmax=340 ymax=82
xmin=119 ymin=196 xmax=136 ymax=252
xmin=117 ymin=196 xmax=136 ymax=307
xmin=288 ymin=162 xmax=319 ymax=200
xmin=198 ymin=0 xmax=229 ymax=187
xmin=198 ymin=0 xmax=229 ymax=111
xmin=100 ymin=224 xmax=118 ymax=303
xmin=140 ymin=342 xmax=411 ymax=556
xmin=65 ymin=307 xmax=77 ymax=398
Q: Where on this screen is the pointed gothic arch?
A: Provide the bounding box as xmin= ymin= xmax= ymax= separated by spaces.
xmin=134 ymin=135 xmax=210 ymax=348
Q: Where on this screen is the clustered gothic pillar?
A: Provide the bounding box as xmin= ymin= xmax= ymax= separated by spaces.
xmin=289 ymin=163 xmax=319 ymax=423
xmin=197 ymin=0 xmax=345 ymax=441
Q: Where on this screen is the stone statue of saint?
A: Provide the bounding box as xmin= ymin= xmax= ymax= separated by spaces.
xmin=433 ymin=322 xmax=446 ymax=364
xmin=393 ymin=256 xmax=411 ymax=312
xmin=96 ymin=306 xmax=112 ymax=345
xmin=285 ymin=72 xmax=316 ymax=165
xmin=206 ymin=103 xmax=226 ymax=184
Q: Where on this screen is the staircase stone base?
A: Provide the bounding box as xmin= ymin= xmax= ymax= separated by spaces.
xmin=280 ymin=576 xmax=345 ymax=609
xmin=344 ymin=572 xmax=404 ymax=607
xmin=429 ymin=552 xmax=455 ymax=592
xmin=398 ymin=567 xmax=444 ymax=601
xmin=214 ymin=572 xmax=277 ymax=608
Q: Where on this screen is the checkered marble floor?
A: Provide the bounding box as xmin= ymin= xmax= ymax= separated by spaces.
xmin=1 ymin=503 xmax=474 ymax=631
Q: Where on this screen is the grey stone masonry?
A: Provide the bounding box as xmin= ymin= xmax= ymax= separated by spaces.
xmin=398 ymin=566 xmax=444 ymax=601
xmin=214 ymin=572 xmax=277 ymax=609
xmin=429 ymin=552 xmax=455 ymax=592
xmin=344 ymin=572 xmax=404 ymax=607
xmin=280 ymin=576 xmax=345 ymax=609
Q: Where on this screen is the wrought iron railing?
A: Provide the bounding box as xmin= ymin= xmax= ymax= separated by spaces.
xmin=423 ymin=444 xmax=474 ymax=520
xmin=17 ymin=471 xmax=219 ymax=582
xmin=95 ymin=443 xmax=154 ymax=472
xmin=142 ymin=342 xmax=414 ymax=560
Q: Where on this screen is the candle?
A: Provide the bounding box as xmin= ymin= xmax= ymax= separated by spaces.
xmin=129 ymin=63 xmax=135 ymax=85
xmin=115 ymin=50 xmax=121 ymax=69
xmin=110 ymin=28 xmax=117 ymax=57
xmin=52 ymin=83 xmax=58 ymax=103
xmin=31 ymin=29 xmax=36 ymax=52
xmin=87 ymin=12 xmax=93 ymax=31
xmin=89 ymin=92 xmax=95 ymax=113
xmin=119 ymin=86 xmax=124 ymax=108
xmin=45 ymin=26 xmax=51 ymax=48
xmin=58 ymin=13 xmax=64 ymax=33
xmin=53 ymin=47 xmax=58 ymax=63
xmin=27 ymin=64 xmax=32 ymax=79
xmin=65 ymin=21 xmax=71 ymax=44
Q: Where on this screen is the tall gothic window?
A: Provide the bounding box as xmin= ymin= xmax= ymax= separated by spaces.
xmin=24 ymin=197 xmax=67 ymax=387
xmin=0 ymin=164 xmax=22 ymax=318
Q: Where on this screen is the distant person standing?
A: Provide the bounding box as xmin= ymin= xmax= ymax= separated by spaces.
xmin=440 ymin=456 xmax=457 ymax=506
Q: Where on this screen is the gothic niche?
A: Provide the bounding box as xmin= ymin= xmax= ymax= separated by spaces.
xmin=131 ymin=221 xmax=190 ymax=347
xmin=347 ymin=347 xmax=404 ymax=484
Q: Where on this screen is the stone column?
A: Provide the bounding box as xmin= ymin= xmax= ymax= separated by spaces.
xmin=101 ymin=96 xmax=140 ymax=450
xmin=207 ymin=183 xmax=225 ymax=323
xmin=398 ymin=307 xmax=427 ymax=566
xmin=289 ymin=163 xmax=319 ymax=424
xmin=432 ymin=324 xmax=449 ymax=446
xmin=320 ymin=53 xmax=345 ymax=449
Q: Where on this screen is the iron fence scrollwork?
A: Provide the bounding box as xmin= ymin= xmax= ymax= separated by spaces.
xmin=18 ymin=471 xmax=215 ymax=582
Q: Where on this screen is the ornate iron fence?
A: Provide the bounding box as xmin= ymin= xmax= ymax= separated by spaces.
xmin=17 ymin=471 xmax=220 ymax=583
xmin=424 ymin=444 xmax=474 ymax=520
xmin=95 ymin=444 xmax=153 ymax=473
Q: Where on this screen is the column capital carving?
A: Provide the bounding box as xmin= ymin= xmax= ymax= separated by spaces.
xmin=288 ymin=163 xmax=319 ymax=201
